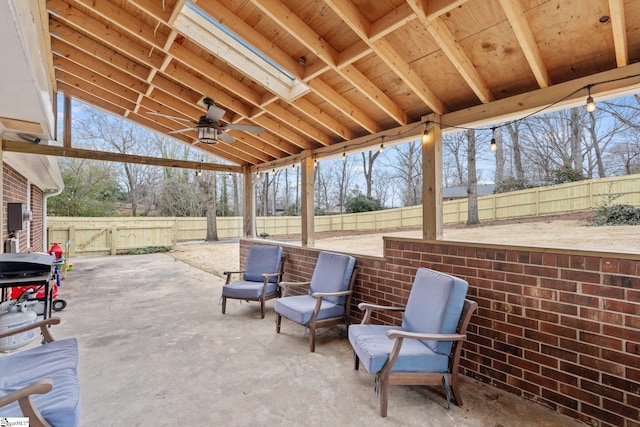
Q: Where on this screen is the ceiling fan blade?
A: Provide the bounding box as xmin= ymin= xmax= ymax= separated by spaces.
xmin=148 ymin=111 xmax=196 ymax=124
xmin=218 ymin=131 xmax=235 ymax=143
xmin=168 ymin=127 xmax=195 ymax=134
xmin=206 ymin=104 xmax=226 ymax=122
xmin=224 ymin=124 xmax=265 ymax=133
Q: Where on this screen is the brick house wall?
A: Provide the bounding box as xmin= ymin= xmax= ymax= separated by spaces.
xmin=240 ymin=238 xmax=640 ymax=427
xmin=3 ymin=163 xmax=44 ymax=253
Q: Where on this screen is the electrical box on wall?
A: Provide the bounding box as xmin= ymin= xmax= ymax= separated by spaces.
xmin=7 ymin=203 xmax=31 ymax=232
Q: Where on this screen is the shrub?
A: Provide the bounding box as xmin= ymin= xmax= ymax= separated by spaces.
xmin=590 ymin=204 xmax=640 ymax=226
xmin=494 ymin=176 xmax=530 ymax=193
xmin=120 ymin=246 xmax=173 ymax=255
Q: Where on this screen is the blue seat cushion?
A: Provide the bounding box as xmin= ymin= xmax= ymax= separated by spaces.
xmin=349 ymin=324 xmax=449 ymax=374
xmin=275 ymin=295 xmax=344 ymax=325
xmin=402 ymin=268 xmax=468 ymax=355
xmin=0 ymin=338 xmax=81 ymax=426
xmin=243 ymin=245 xmax=283 ymax=283
xmin=309 ymin=252 xmax=356 ymax=305
xmin=222 ymin=280 xmax=278 ymax=299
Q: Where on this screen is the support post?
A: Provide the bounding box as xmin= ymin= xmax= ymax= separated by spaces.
xmin=243 ymin=168 xmax=255 ymax=238
xmin=301 ymin=152 xmax=314 ymax=247
xmin=63 ymin=95 xmax=72 ymax=148
xmin=422 ymin=115 xmax=443 ymax=240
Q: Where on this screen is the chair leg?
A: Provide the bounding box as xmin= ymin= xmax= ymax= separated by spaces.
xmin=309 ymin=326 xmax=316 ymax=352
xmin=450 ymin=373 xmax=463 ymax=406
xmin=221 ymin=296 xmax=227 ymax=314
xmin=354 ymin=352 xmax=360 ymax=370
xmin=260 ymin=299 xmax=265 ymax=319
xmin=275 ymin=313 xmax=281 ymax=333
xmin=379 ymin=374 xmax=389 ymax=418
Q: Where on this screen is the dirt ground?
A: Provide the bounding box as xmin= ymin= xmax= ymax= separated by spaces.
xmin=168 ymin=213 xmax=640 ymax=277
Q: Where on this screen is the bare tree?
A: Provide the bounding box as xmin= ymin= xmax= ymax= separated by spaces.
xmin=387 ymin=141 xmax=422 ymax=206
xmin=466 ymin=129 xmax=479 ymax=225
xmin=505 ymin=121 xmax=525 ymax=181
xmin=494 ymin=126 xmax=505 ymax=184
xmin=197 ymin=171 xmax=218 ymax=241
xmin=442 ymin=133 xmax=467 ymax=186
xmin=361 ymin=149 xmax=381 ymax=198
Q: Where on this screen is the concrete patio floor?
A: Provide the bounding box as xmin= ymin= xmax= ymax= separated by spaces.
xmin=50 ymin=253 xmax=582 ymax=426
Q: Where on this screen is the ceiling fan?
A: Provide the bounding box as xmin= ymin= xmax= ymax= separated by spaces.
xmin=148 ymin=97 xmax=264 ymax=144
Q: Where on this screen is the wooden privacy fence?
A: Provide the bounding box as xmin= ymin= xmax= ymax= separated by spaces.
xmin=48 ymin=174 xmax=640 ymax=256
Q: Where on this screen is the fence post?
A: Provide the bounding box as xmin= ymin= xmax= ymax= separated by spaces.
xmin=172 ymin=220 xmax=178 ymax=249
xmin=68 ymin=226 xmax=76 ymax=257
xmin=110 ymin=226 xmax=117 ymax=255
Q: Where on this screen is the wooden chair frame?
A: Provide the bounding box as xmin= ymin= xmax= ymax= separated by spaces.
xmin=276 ymin=268 xmax=357 ymax=352
xmin=355 ymin=299 xmax=478 ymax=417
xmin=0 ymin=318 xmax=61 ymax=427
xmin=221 ymin=254 xmax=285 ymax=319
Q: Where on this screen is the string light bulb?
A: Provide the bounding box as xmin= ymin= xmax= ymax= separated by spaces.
xmin=490 ymin=127 xmax=497 ymax=152
xmin=421 ymin=122 xmax=429 ymax=144
xmin=585 ymin=85 xmax=596 ymax=113
xmin=292 ymin=163 xmax=296 ymax=169
xmin=342 ymin=149 xmax=346 ymax=162
xmin=379 ymin=136 xmax=385 ymax=153
xmin=314 ymin=157 xmax=318 ymax=168
xmin=195 ymin=168 xmax=202 ymax=177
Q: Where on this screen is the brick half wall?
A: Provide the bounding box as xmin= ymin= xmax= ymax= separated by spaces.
xmin=240 ymin=238 xmax=640 ymax=427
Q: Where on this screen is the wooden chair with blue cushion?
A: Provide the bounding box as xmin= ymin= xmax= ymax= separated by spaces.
xmin=275 ymin=251 xmax=357 ymax=352
xmin=349 ymin=267 xmax=477 ymax=417
xmin=221 ymin=245 xmax=284 ymax=318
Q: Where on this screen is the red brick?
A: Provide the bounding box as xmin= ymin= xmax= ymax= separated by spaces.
xmin=540 ymin=322 xmax=578 ymax=339
xmin=561 ymin=361 xmax=600 ymax=381
xmin=580 ymin=331 xmax=623 ymax=350
xmin=602 ymin=274 xmax=640 ymax=289
xmin=494 ymin=261 xmax=523 ymax=273
xmin=494 ymin=321 xmax=524 ymax=337
xmin=580 ymin=379 xmax=623 ymax=401
xmin=603 ymin=324 xmax=640 ymax=343
xmin=560 ymin=315 xmax=600 ymax=333
xmin=540 ymin=277 xmax=577 ymax=291
xmin=559 ymin=291 xmax=599 ymax=308
xmin=618 ymin=259 xmax=638 ymax=276
xmin=603 ymin=398 xmax=640 ymax=422
xmin=559 ymin=338 xmax=600 ymax=357
xmin=507 ymin=377 xmax=540 ymax=395
xmin=580 ymin=354 xmax=625 ymax=376
xmin=602 ymin=373 xmax=640 ymax=393
xmin=506 ymin=273 xmax=538 ymax=286
xmin=541 ymin=389 xmax=577 ymax=410
xmin=525 ymin=329 xmax=558 ymax=346
xmin=493 ymin=281 xmax=524 ymax=294
xmin=541 ymin=253 xmax=557 ymax=266
xmin=581 ymin=282 xmax=625 ymax=299
xmin=540 ymin=300 xmax=578 ymax=316
xmin=525 ymin=308 xmax=559 ymax=323
xmin=602 ymin=299 xmax=640 ymax=315
xmin=560 ymin=269 xmax=601 ymax=284
xmin=524 ymin=265 xmax=559 ymax=278
xmin=541 ymin=344 xmax=578 ymax=362
xmin=580 ymin=307 xmax=623 ymax=325
xmin=525 ymin=371 xmax=559 ymax=391
xmin=558 ymin=383 xmax=599 ymax=405
xmin=542 ymin=367 xmax=578 ymax=387
xmin=582 ymin=404 xmax=625 ymax=426
xmin=507 ymin=293 xmax=540 ymax=308
xmin=625 ymin=315 xmax=640 ymax=329
xmin=601 ymin=258 xmax=618 ymax=273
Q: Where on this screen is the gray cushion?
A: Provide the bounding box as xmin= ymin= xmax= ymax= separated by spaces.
xmin=243 ymin=245 xmax=283 ymax=283
xmin=309 ymin=252 xmax=356 ymax=305
xmin=0 ymin=338 xmax=81 ymax=426
xmin=348 ymin=324 xmax=449 ymax=374
xmin=222 ymin=280 xmax=278 ymax=299
xmin=402 ymin=268 xmax=468 ymax=354
xmin=275 ymin=295 xmax=344 ymax=325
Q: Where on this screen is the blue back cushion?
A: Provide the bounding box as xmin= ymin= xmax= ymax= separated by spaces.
xmin=309 ymin=251 xmax=356 ymax=305
xmin=243 ymin=245 xmax=283 ymax=283
xmin=402 ymin=268 xmax=468 ymax=354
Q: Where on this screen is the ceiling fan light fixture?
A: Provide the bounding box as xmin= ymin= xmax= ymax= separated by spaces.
xmin=198 ymin=125 xmax=218 ymax=144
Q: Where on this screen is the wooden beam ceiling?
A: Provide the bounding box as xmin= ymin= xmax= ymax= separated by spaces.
xmin=38 ymin=0 xmax=640 ymax=170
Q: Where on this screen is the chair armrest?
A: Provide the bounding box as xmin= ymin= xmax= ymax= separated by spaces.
xmin=279 ymin=281 xmax=310 ymax=297
xmin=0 ymin=379 xmax=53 ymax=408
xmin=386 ymin=329 xmax=466 ymax=342
xmin=222 ymin=270 xmax=245 ymax=285
xmin=261 ymin=272 xmax=281 ymax=279
xmin=0 ymin=317 xmax=60 ymax=343
xmin=358 ymin=303 xmax=405 ymax=324
xmin=311 ymin=290 xmax=353 ymax=298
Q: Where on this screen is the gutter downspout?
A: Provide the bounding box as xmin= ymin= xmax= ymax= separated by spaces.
xmin=42 ymin=187 xmax=63 ymax=252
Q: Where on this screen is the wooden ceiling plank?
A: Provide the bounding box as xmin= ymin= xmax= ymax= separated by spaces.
xmin=608 ymin=0 xmax=628 ymax=67
xmin=231 ymin=133 xmax=287 ymax=159
xmin=251 ymin=0 xmax=405 ymax=125
xmin=73 ymin=0 xmax=169 ymax=50
xmin=407 ymin=1 xmax=494 ymax=104
xmin=291 ymin=98 xmax=353 ymax=140
xmin=148 ymin=88 xmax=207 ymax=120
xmin=167 ymin=44 xmax=261 ymax=108
xmin=369 ymin=3 xmax=416 ymax=42
xmin=325 ymin=0 xmax=445 ymax=114
xmin=252 ymin=114 xmax=318 ymax=151
xmin=195 ymin=0 xmax=305 ymax=80
xmin=341 ymin=64 xmax=408 ymax=124
xmin=50 ymin=30 xmax=150 ymax=81
xmin=306 ymin=78 xmax=377 ymax=133
xmin=53 ymin=56 xmax=141 ymax=104
xmin=336 ymin=40 xmax=371 ymax=68
xmin=56 ymin=76 xmax=137 ymax=111
xmin=264 ymin=104 xmax=332 ymax=146
xmin=425 ymin=0 xmax=472 ymax=18
xmin=251 ymin=0 xmax=338 ymax=67
xmin=52 ymin=44 xmax=149 ymax=94
xmin=499 ymin=0 xmax=551 ymax=88
xmin=128 ymin=0 xmax=175 ymax=26
xmin=47 ymin=1 xmax=164 ymax=69
xmin=56 ymin=84 xmax=127 ymax=117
